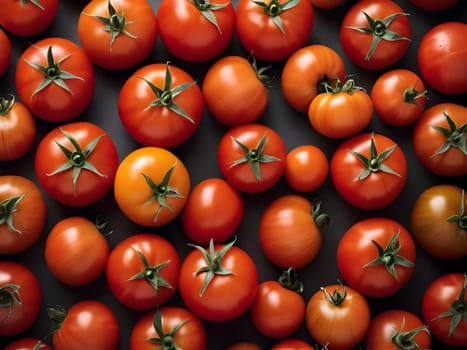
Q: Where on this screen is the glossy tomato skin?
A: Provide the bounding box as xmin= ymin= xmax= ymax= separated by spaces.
xmin=409 ymin=0 xmax=459 ymax=11
xmin=0 ymin=28 xmax=11 ymax=77
xmin=78 ymin=0 xmax=157 ymax=70
xmin=0 ymin=175 xmax=47 ymax=255
xmin=226 ymin=342 xmax=263 ymax=350
xmin=34 ymin=121 xmax=119 ymax=207
xmin=157 ymin=0 xmax=235 ymax=62
xmin=417 ymin=22 xmax=467 ymax=95
xmin=0 ymin=261 xmax=42 ymax=336
xmin=271 ymin=338 xmax=315 ymax=350
xmin=118 ymin=63 xmax=203 ymax=148
xmin=106 ymin=233 xmax=181 ymax=310
xmin=15 ymin=37 xmax=95 ymax=122
xmin=4 ymin=337 xmax=51 ymax=350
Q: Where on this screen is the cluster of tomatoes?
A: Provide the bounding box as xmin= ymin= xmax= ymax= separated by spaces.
xmin=0 ymin=0 xmax=466 ymax=349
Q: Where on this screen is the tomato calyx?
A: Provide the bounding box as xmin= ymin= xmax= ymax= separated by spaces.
xmin=0 ymin=95 xmax=15 ymax=116
xmin=252 ymin=0 xmax=301 ymax=34
xmin=0 ymin=193 xmax=26 ymax=234
xmin=94 ymin=215 xmax=114 ymax=237
xmin=447 ymin=189 xmax=467 ymax=230
xmin=403 ymin=87 xmax=427 ymax=106
xmin=193 ymin=0 xmax=230 ymax=34
xmin=21 ymin=0 xmax=45 ymax=11
xmin=278 ymin=267 xmax=304 ymax=293
xmin=390 ymin=318 xmax=430 ymax=350
xmin=248 ymin=53 xmax=274 ymax=87
xmin=312 ymin=200 xmax=330 ymax=228
xmin=321 ymin=283 xmax=347 ymax=306
xmin=321 ymin=78 xmax=366 ymax=95
xmin=149 ymin=308 xmax=188 ymax=349
xmin=0 ymin=283 xmax=22 ymax=323
xmin=46 ymin=305 xmax=67 ymax=333
xmin=430 ymin=108 xmax=467 ymax=157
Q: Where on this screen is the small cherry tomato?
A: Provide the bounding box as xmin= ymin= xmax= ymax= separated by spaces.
xmin=4 ymin=337 xmax=51 ymax=350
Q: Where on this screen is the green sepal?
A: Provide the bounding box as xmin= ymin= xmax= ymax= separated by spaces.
xmin=21 ymin=0 xmax=45 ymax=11
xmin=447 ymin=189 xmax=467 ymax=230
xmin=192 ymin=0 xmax=231 ymax=33
xmin=252 ymin=0 xmax=300 ymax=34
xmin=0 ymin=284 xmax=22 ymax=324
xmin=430 ymin=108 xmax=467 ymax=156
xmin=148 ymin=308 xmax=188 ymax=349
xmin=0 ymin=193 xmax=26 ymax=234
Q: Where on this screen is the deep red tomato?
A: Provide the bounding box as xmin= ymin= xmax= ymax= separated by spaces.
xmin=157 ymin=0 xmax=235 ymax=62
xmin=0 ymin=261 xmax=42 ymax=336
xmin=4 ymin=337 xmax=51 ymax=350
xmin=409 ymin=0 xmax=459 ymax=11
xmin=77 ymin=0 xmax=158 ymax=70
xmin=337 ymin=217 xmax=416 ymax=298
xmin=34 ymin=121 xmax=119 ymax=207
xmin=340 ymin=0 xmax=411 ymax=70
xmin=106 ymin=233 xmax=181 ymax=310
xmin=281 ymin=44 xmax=346 ymax=113
xmin=118 ymin=62 xmax=204 ymax=149
xmin=364 ymin=309 xmax=430 ymax=350
xmin=417 ymin=22 xmax=467 ymax=95
xmin=0 ymin=0 xmax=58 ymax=36
xmin=49 ymin=300 xmax=120 ymax=350
xmin=178 ymin=238 xmax=258 ymax=322
xmin=129 ymin=307 xmax=207 ymax=350
xmin=0 ymin=175 xmax=47 ymax=255
xmin=181 ymin=177 xmax=244 ymax=245
xmin=0 ymin=28 xmax=11 ymax=77
xmin=271 ymin=338 xmax=315 ymax=349
xmin=236 ymin=0 xmax=314 ymax=62
xmin=412 ymin=103 xmax=466 ymax=177
xmin=371 ymin=68 xmax=427 ymax=127
xmin=217 ymin=123 xmax=286 ymax=193
xmin=114 ymin=146 xmax=190 ymax=227
xmin=226 ymin=342 xmax=263 ymax=350
xmin=15 ymin=37 xmax=95 ymax=122
xmin=330 ymin=132 xmax=407 ymax=210
xmin=422 ymin=273 xmax=467 ymax=346
xmin=311 ymin=0 xmax=347 ymax=10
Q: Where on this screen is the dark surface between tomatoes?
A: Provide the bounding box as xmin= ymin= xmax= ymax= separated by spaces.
xmin=0 ymin=1 xmax=466 ymax=349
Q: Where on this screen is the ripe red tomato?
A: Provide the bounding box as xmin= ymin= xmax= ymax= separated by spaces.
xmin=417 ymin=22 xmax=467 ymax=95
xmin=271 ymin=338 xmax=315 ymax=349
xmin=34 ymin=121 xmax=119 ymax=207
xmin=114 ymin=146 xmax=190 ymax=227
xmin=106 ymin=233 xmax=181 ymax=310
xmin=4 ymin=338 xmax=51 ymax=350
xmin=340 ymin=0 xmax=411 ymax=70
xmin=409 ymin=0 xmax=459 ymax=11
xmin=0 ymin=175 xmax=47 ymax=255
xmin=77 ymin=0 xmax=158 ymax=70
xmin=0 ymin=261 xmax=42 ymax=336
xmin=337 ymin=217 xmax=416 ymax=297
xmin=422 ymin=273 xmax=467 ymax=346
xmin=330 ymin=132 xmax=407 ymax=210
xmin=15 ymin=37 xmax=95 ymax=122
xmin=0 ymin=28 xmax=11 ymax=77
xmin=118 ymin=62 xmax=204 ymax=148
xmin=157 ymin=0 xmax=235 ymax=62
xmin=217 ymin=123 xmax=286 ymax=193
xmin=412 ymin=103 xmax=467 ymax=177
xmin=178 ymin=238 xmax=258 ymax=322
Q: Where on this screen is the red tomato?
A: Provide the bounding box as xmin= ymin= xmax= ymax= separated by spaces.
xmin=422 ymin=273 xmax=467 ymax=346
xmin=217 ymin=123 xmax=286 ymax=193
xmin=330 ymin=132 xmax=407 ymax=210
xmin=271 ymin=338 xmax=315 ymax=350
xmin=311 ymin=0 xmax=347 ymax=10
xmin=178 ymin=238 xmax=258 ymax=322
xmin=417 ymin=22 xmax=467 ymax=95
xmin=106 ymin=233 xmax=181 ymax=310
xmin=236 ymin=0 xmax=314 ymax=62
xmin=227 ymin=342 xmax=263 ymax=350
xmin=15 ymin=37 xmax=95 ymax=122
xmin=77 ymin=0 xmax=158 ymax=70
xmin=4 ymin=338 xmax=51 ymax=350
xmin=409 ymin=0 xmax=459 ymax=11
xmin=34 ymin=121 xmax=119 ymax=207
xmin=0 ymin=28 xmax=11 ymax=77
xmin=340 ymin=0 xmax=411 ymax=70
xmin=0 ymin=261 xmax=42 ymax=336
xmin=337 ymin=217 xmax=416 ymax=298
xmin=157 ymin=0 xmax=235 ymax=62
xmin=118 ymin=63 xmax=204 ymax=148
xmin=0 ymin=175 xmax=47 ymax=255
xmin=412 ymin=103 xmax=467 ymax=177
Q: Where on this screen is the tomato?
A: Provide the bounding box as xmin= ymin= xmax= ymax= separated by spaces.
xmin=412 ymin=103 xmax=467 ymax=177
xmin=371 ymin=68 xmax=427 ymax=127
xmin=0 ymin=28 xmax=11 ymax=77
xmin=77 ymin=0 xmax=158 ymax=70
xmin=181 ymin=177 xmax=244 ymax=245
xmin=34 ymin=121 xmax=119 ymax=207
xmin=0 ymin=175 xmax=47 ymax=255
xmin=226 ymin=342 xmax=263 ymax=350
xmin=271 ymin=338 xmax=315 ymax=349
xmin=0 ymin=261 xmax=42 ymax=336
xmin=364 ymin=309 xmax=430 ymax=350
xmin=421 ymin=273 xmax=467 ymax=346
xmin=4 ymin=338 xmax=51 ymax=350
xmin=157 ymin=0 xmax=235 ymax=62
xmin=15 ymin=37 xmax=95 ymax=122
xmin=236 ymin=0 xmax=314 ymax=62
xmin=114 ymin=146 xmax=190 ymax=227
xmin=330 ymin=132 xmax=407 ymax=210
xmin=340 ymin=0 xmax=411 ymax=70
xmin=129 ymin=307 xmax=207 ymax=350
xmin=0 ymin=95 xmax=36 ymax=161
xmin=305 ymin=283 xmax=371 ymax=350
xmin=337 ymin=217 xmax=416 ymax=298
xmin=281 ymin=44 xmax=346 ymax=113
xmin=202 ymin=55 xmax=270 ymax=126
xmin=217 ymin=123 xmax=286 ymax=193
xmin=259 ymin=194 xmax=327 ymax=269
xmin=178 ymin=238 xmax=258 ymax=322
xmin=417 ymin=22 xmax=467 ymax=95
xmin=49 ymin=300 xmax=120 ymax=350
xmin=118 ymin=62 xmax=204 ymax=148
xmin=0 ymin=0 xmax=58 ymax=36
xmin=106 ymin=233 xmax=181 ymax=310
xmin=408 ymin=0 xmax=459 ymax=11
xmin=308 ymin=78 xmax=373 ymax=139
xmin=311 ymin=0 xmax=347 ymax=10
